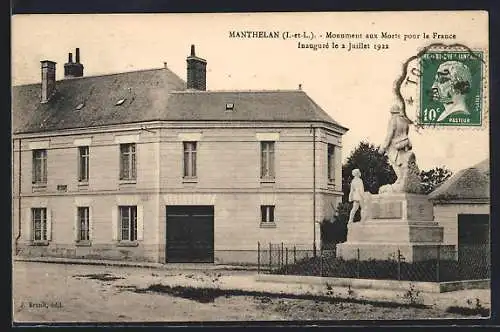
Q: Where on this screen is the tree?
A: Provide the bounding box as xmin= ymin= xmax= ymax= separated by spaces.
xmin=320 ymin=202 xmax=351 ymax=245
xmin=420 ymin=166 xmax=453 ymax=194
xmin=341 ymin=141 xmax=397 ymax=201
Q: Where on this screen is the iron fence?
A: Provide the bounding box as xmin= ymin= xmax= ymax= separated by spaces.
xmin=257 ymin=242 xmax=490 ymax=282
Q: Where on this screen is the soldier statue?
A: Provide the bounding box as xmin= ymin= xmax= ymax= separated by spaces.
xmin=377 ymin=104 xmax=421 ymax=194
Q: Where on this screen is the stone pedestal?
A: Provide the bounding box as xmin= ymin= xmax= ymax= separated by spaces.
xmin=336 ymin=193 xmax=455 ymax=262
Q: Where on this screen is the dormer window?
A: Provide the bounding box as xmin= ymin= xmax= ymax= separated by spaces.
xmin=115 ymin=98 xmax=126 ymax=106
xmin=225 ymin=103 xmax=234 ymax=111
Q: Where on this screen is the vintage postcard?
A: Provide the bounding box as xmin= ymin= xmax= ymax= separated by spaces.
xmin=11 ymin=11 xmax=490 ymax=324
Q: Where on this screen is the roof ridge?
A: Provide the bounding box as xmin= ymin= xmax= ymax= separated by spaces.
xmin=13 ymin=67 xmax=177 ymax=87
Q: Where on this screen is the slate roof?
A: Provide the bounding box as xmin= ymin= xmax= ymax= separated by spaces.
xmin=166 ymin=90 xmax=341 ymax=124
xmin=12 ymin=67 xmax=345 ymax=134
xmin=428 ymin=159 xmax=490 ymax=202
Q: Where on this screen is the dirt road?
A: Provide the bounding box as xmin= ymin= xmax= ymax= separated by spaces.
xmin=12 ymin=261 xmax=481 ymax=323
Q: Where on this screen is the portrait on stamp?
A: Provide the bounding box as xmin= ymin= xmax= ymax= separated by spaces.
xmin=419 ymin=51 xmax=484 ymax=126
xmin=431 ymin=60 xmax=473 ymax=122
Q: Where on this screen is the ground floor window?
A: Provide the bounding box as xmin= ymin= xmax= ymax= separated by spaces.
xmin=261 ymin=205 xmax=275 ymax=223
xmin=119 ymin=206 xmax=137 ymax=241
xmin=32 ymin=208 xmax=47 ymax=241
xmin=77 ymin=207 xmax=90 ymax=241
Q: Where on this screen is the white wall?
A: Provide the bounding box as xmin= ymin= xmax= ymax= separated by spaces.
xmin=433 ymin=203 xmax=490 ymax=246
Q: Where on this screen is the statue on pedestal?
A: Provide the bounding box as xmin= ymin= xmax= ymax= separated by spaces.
xmin=347 ymin=169 xmax=372 ymax=223
xmin=377 ymin=105 xmax=422 ymax=194
xmin=348 ymin=168 xmax=364 ymax=223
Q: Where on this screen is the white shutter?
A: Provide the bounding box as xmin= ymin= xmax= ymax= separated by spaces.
xmin=111 ymin=207 xmax=118 ymax=241
xmin=88 ymin=206 xmax=93 ymax=241
xmin=74 ymin=207 xmax=79 ymax=242
xmin=46 ymin=208 xmax=52 ymax=241
xmin=26 ymin=208 xmax=32 ymax=241
xmin=137 ymin=205 xmax=144 ymax=241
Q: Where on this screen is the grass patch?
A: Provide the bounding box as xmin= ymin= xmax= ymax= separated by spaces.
xmin=123 ymin=283 xmax=428 ymax=309
xmin=445 ymin=306 xmax=490 ymax=317
xmin=73 ymin=273 xmax=124 ymax=282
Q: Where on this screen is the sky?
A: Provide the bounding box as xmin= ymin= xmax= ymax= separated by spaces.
xmin=12 ymin=12 xmax=490 ymax=172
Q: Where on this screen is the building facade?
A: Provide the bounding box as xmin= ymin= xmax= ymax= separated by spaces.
xmin=12 ymin=46 xmax=348 ymax=264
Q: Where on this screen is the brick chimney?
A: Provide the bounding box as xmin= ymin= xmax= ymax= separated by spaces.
xmin=64 ymin=48 xmax=84 ymax=78
xmin=40 ymin=60 xmax=56 ymax=103
xmin=186 ymin=45 xmax=207 ymax=91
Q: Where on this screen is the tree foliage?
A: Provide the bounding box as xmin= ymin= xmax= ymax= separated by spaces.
xmin=320 ymin=202 xmax=351 ymax=245
xmin=420 ymin=166 xmax=453 ymax=194
xmin=341 ymin=141 xmax=396 ymax=200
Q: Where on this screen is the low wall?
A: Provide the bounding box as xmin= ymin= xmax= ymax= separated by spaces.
xmin=16 ymin=243 xmax=160 ymax=263
xmin=439 ymin=279 xmax=490 ymax=292
xmin=255 ymin=274 xmax=490 ymax=293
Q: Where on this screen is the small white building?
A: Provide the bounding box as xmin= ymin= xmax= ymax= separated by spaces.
xmin=429 ymin=159 xmax=490 ymax=260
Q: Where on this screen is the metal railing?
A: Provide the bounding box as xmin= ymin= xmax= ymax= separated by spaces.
xmin=257 ymin=242 xmax=490 ymax=282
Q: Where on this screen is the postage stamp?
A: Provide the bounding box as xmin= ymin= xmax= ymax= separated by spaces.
xmin=396 ymin=43 xmax=488 ymax=129
xmin=419 ymin=50 xmax=484 ymax=126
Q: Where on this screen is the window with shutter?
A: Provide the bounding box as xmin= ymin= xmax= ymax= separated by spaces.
xmin=31 ymin=208 xmax=48 ymax=241
xmin=119 ymin=206 xmax=138 ymax=241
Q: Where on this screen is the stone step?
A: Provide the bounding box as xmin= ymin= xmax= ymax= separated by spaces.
xmin=346 ymin=222 xmax=444 ymax=243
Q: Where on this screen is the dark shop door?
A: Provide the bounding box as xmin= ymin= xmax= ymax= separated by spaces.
xmin=166 ymin=206 xmax=214 ymax=263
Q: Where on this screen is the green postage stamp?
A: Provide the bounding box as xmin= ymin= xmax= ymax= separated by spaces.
xmin=419 ymin=50 xmax=484 ymax=126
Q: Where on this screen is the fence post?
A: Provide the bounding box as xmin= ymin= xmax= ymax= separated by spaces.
xmin=356 ymin=248 xmax=360 ymax=278
xmin=397 ymin=248 xmax=401 ymax=281
xmin=281 ymin=242 xmax=284 ymax=269
xmin=257 ymin=242 xmax=260 ymax=274
xmin=293 ymin=246 xmax=297 ymax=263
xmin=319 ymin=246 xmax=324 ymax=277
xmin=269 ymin=242 xmax=272 ymax=271
xmin=285 ymin=248 xmax=288 ymax=274
xmin=436 ymin=244 xmax=441 ymax=282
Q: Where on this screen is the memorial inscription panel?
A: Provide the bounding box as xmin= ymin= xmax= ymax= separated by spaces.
xmin=371 ymin=201 xmax=403 ymax=219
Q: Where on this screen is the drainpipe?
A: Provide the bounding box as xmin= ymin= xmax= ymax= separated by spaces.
xmin=15 ymin=138 xmax=22 ymax=254
xmin=312 ymin=125 xmax=317 ymax=257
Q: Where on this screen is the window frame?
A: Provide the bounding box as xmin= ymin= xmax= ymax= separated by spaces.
xmin=260 ymin=141 xmax=275 ymax=180
xmin=31 ymin=207 xmax=48 ymax=241
xmin=32 ymin=149 xmax=47 ymax=185
xmin=119 ymin=143 xmax=137 ymax=181
xmin=327 ymin=143 xmax=335 ymax=183
xmin=119 ymin=205 xmax=138 ymax=242
xmin=78 ymin=146 xmax=90 ymax=183
xmin=183 ymin=141 xmax=197 ymax=179
xmin=77 ymin=206 xmax=90 ymax=242
xmin=260 ymin=205 xmax=276 ymax=226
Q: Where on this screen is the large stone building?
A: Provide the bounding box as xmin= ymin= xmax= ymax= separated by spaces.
xmin=12 ymin=46 xmax=348 ymax=264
